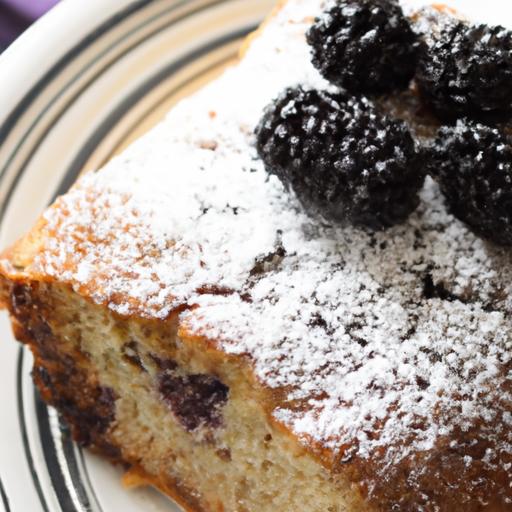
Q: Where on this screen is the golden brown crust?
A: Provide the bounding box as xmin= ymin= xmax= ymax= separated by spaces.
xmin=1 ymin=2 xmax=512 ymax=511
xmin=4 ymin=271 xmax=510 ymax=510
xmin=4 ymin=280 xmax=121 ymax=458
xmin=1 ymin=231 xmax=511 ymax=511
xmin=123 ymin=467 xmax=206 ymax=512
xmin=431 ymin=3 xmax=458 ymax=15
xmin=1 ymin=275 xmax=367 ymax=511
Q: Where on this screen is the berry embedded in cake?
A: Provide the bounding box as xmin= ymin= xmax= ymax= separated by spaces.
xmin=1 ymin=1 xmax=512 ymax=512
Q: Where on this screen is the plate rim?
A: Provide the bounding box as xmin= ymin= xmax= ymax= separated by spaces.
xmin=0 ymin=1 xmax=265 ymax=511
xmin=0 ymin=0 xmax=150 ymax=141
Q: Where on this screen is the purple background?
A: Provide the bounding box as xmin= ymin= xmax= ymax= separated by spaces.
xmin=0 ymin=0 xmax=58 ymax=50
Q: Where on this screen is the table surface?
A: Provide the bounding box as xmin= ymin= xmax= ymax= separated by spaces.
xmin=0 ymin=0 xmax=58 ymax=49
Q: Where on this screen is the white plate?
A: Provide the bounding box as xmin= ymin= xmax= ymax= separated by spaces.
xmin=2 ymin=1 xmax=512 ymax=511
xmin=0 ymin=1 xmax=273 ymax=510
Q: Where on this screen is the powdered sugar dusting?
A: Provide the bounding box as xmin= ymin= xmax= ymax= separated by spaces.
xmin=184 ymin=187 xmax=512 ymax=462
xmin=38 ymin=133 xmax=286 ymax=317
xmin=6 ymin=0 xmax=512 ymax=505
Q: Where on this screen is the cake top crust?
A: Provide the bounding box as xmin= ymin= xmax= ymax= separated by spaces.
xmin=2 ymin=0 xmax=512 ymax=509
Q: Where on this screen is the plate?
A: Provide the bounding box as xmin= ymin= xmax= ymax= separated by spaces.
xmin=2 ymin=1 xmax=512 ymax=511
xmin=0 ymin=1 xmax=273 ymax=510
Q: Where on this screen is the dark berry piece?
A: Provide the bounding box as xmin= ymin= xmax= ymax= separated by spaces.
xmin=307 ymin=0 xmax=419 ymax=95
xmin=430 ymin=120 xmax=512 ymax=245
xmin=158 ymin=370 xmax=229 ymax=431
xmin=255 ymin=87 xmax=425 ymax=230
xmin=417 ymin=22 xmax=512 ymax=123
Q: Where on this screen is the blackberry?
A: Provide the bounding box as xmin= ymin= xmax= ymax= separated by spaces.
xmin=430 ymin=120 xmax=512 ymax=245
xmin=307 ymin=0 xmax=419 ymax=95
xmin=255 ymin=87 xmax=425 ymax=230
xmin=417 ymin=22 xmax=512 ymax=123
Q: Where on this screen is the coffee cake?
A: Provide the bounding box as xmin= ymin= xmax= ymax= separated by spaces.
xmin=0 ymin=0 xmax=511 ymax=510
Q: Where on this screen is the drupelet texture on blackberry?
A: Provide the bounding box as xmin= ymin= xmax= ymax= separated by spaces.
xmin=307 ymin=0 xmax=419 ymax=95
xmin=430 ymin=120 xmax=512 ymax=246
xmin=417 ymin=22 xmax=512 ymax=123
xmin=255 ymin=87 xmax=425 ymax=230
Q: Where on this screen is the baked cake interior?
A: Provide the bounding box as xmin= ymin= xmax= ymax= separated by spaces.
xmin=1 ymin=0 xmax=512 ymax=511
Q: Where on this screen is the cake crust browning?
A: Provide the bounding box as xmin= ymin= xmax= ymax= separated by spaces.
xmin=5 ymin=281 xmax=121 ymax=458
xmin=122 ymin=468 xmax=206 ymax=512
xmin=2 ymin=232 xmax=511 ymax=511
xmin=0 ymin=275 xmax=371 ymax=511
xmin=1 ymin=0 xmax=512 ymax=511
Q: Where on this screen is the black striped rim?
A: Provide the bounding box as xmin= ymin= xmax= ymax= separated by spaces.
xmin=77 ymin=448 xmax=104 ymax=512
xmin=0 ymin=476 xmax=11 ymax=512
xmin=0 ymin=0 xmax=243 ymax=224
xmin=2 ymin=1 xmax=260 ymax=510
xmin=35 ymin=390 xmax=95 ymax=511
xmin=0 ymin=0 xmax=153 ymax=148
xmin=16 ymin=350 xmax=50 ymax=512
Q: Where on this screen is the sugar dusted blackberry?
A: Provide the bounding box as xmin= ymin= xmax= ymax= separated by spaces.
xmin=307 ymin=0 xmax=419 ymax=95
xmin=431 ymin=120 xmax=512 ymax=246
xmin=255 ymin=87 xmax=425 ymax=230
xmin=417 ymin=22 xmax=512 ymax=123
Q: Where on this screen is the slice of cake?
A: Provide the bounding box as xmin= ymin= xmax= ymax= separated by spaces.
xmin=1 ymin=0 xmax=512 ymax=510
